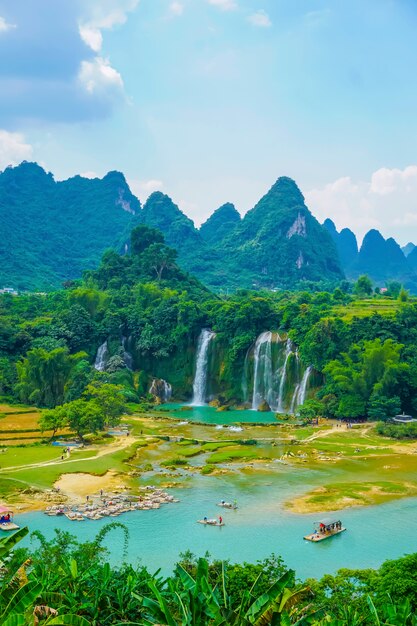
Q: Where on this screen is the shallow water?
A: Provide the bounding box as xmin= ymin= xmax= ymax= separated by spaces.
xmin=156 ymin=403 xmax=289 ymax=425
xmin=18 ymin=468 xmax=417 ymax=579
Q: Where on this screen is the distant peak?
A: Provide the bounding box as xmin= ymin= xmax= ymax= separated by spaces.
xmin=103 ymin=170 xmax=127 ymax=184
xmin=363 ymin=229 xmax=385 ymax=242
xmin=146 ymin=191 xmax=169 ymax=202
xmin=323 ymin=218 xmax=337 ymax=233
xmin=268 ymin=176 xmax=304 ymax=200
xmin=210 ymin=202 xmax=240 ymax=220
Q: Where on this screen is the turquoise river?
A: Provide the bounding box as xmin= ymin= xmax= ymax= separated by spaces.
xmin=18 ymin=468 xmax=417 ymax=580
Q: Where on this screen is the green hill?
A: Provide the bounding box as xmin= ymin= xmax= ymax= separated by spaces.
xmin=0 ymin=162 xmax=141 ymax=291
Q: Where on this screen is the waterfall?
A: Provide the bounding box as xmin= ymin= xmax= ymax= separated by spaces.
xmin=150 ymin=379 xmax=172 ymax=402
xmin=245 ymin=331 xmax=313 ymax=413
xmin=94 ymin=341 xmax=108 ymax=371
xmin=277 ymin=339 xmax=292 ymax=412
xmin=251 ymin=331 xmax=273 ymax=410
xmin=163 ymin=380 xmax=172 ymax=401
xmin=122 ymin=336 xmax=134 ymax=370
xmin=191 ymin=329 xmax=216 ymax=406
xmin=242 ymin=349 xmax=250 ymax=404
xmin=297 ymin=366 xmax=312 ymax=407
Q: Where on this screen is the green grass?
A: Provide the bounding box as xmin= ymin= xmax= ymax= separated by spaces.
xmin=1 ymin=442 xmax=141 ymax=490
xmin=332 ymin=298 xmax=401 ymax=321
xmin=207 ymin=446 xmax=259 ymax=464
xmin=0 ymin=446 xmax=63 ymax=468
xmin=201 ymin=441 xmax=236 ymax=452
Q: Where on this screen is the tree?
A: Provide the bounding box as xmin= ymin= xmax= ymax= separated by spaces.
xmin=15 ymin=348 xmax=87 ymax=407
xmin=367 ymin=394 xmax=401 ymax=421
xmin=298 ymin=399 xmax=324 ymax=420
xmin=324 ymin=339 xmax=404 ymax=420
xmin=64 ymin=399 xmax=103 ymax=441
xmin=83 ymin=381 xmax=127 ymax=426
xmin=141 ymin=243 xmax=178 ymax=281
xmin=39 ymin=406 xmax=67 ymax=439
xmin=130 ymin=224 xmax=164 ymax=256
xmin=399 ymin=288 xmax=409 ymax=302
xmin=353 ymin=275 xmax=373 ymax=298
xmin=386 ymin=281 xmax=402 ymax=299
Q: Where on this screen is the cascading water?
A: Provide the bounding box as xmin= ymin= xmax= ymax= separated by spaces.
xmin=94 ymin=341 xmax=108 ymax=371
xmin=245 ymin=332 xmax=313 ymax=413
xmin=277 ymin=338 xmax=292 ymax=412
xmin=297 ymin=366 xmax=312 ymax=407
xmin=122 ymin=336 xmax=134 ymax=370
xmin=251 ymin=331 xmax=274 ymax=410
xmin=191 ymin=329 xmax=216 ymax=406
xmin=150 ymin=379 xmax=172 ymax=402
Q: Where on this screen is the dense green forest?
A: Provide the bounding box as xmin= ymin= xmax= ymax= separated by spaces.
xmin=0 ymin=162 xmax=141 ymax=291
xmin=0 ymin=224 xmax=416 ymax=425
xmin=2 ymin=524 xmax=417 ymax=625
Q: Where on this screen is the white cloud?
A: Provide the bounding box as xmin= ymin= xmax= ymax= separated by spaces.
xmin=370 ymin=165 xmax=417 ymax=195
xmin=0 ymin=130 xmax=33 ymax=170
xmin=305 ymin=165 xmax=417 ymax=244
xmin=169 ymin=2 xmax=184 ymax=16
xmin=247 ymin=10 xmax=272 ymax=27
xmin=79 ymin=1 xmax=139 ymax=52
xmin=129 ymin=178 xmax=163 ymax=199
xmin=79 ymin=24 xmax=103 ymax=52
xmin=80 ymin=171 xmax=99 ymax=179
xmin=207 ymin=0 xmax=238 ymax=12
xmin=78 ymin=2 xmax=139 ymax=100
xmin=0 ymin=16 xmax=16 ymax=32
xmin=79 ymin=56 xmax=124 ymax=94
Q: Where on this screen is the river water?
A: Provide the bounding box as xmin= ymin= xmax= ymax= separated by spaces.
xmin=17 ymin=468 xmax=417 ymax=579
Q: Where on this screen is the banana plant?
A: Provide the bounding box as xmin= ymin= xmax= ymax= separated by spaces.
xmin=131 ymin=558 xmax=318 ymax=626
xmin=0 ymin=527 xmax=91 ymax=626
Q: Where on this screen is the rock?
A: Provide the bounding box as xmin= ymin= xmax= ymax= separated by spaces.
xmin=258 ymin=400 xmax=271 ymax=412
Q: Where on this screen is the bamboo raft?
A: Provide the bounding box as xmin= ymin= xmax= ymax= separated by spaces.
xmin=217 ymin=502 xmax=238 ymax=510
xmin=304 ymin=518 xmax=346 ymax=542
xmin=0 ymin=506 xmax=19 ymax=531
xmin=0 ymin=522 xmax=19 ymax=531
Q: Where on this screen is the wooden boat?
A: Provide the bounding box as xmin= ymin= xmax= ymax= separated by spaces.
xmin=197 ymin=519 xmax=225 ymax=527
xmin=217 ymin=501 xmax=237 ymax=510
xmin=304 ymin=518 xmax=346 ymax=542
xmin=0 ymin=506 xmax=19 ymax=531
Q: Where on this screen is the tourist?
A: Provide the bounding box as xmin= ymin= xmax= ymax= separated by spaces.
xmin=219 ymin=515 xmax=223 ymax=525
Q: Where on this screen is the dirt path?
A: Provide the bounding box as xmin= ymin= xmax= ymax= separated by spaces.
xmin=304 ymin=424 xmax=374 ymax=443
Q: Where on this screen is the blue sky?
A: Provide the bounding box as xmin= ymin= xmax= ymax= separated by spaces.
xmin=1 ymin=0 xmax=417 ymax=243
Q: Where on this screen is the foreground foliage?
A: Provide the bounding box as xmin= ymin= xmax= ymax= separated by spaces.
xmin=2 ymin=526 xmax=417 ymax=625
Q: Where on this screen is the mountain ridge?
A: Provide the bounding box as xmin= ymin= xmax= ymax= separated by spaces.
xmin=0 ymin=161 xmax=414 ymax=293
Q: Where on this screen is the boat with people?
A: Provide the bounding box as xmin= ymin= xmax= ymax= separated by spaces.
xmin=0 ymin=506 xmax=19 ymax=531
xmin=197 ymin=518 xmax=225 ymax=526
xmin=304 ymin=518 xmax=346 ymax=542
xmin=217 ymin=500 xmax=238 ymax=509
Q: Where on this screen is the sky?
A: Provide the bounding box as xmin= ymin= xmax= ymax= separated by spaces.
xmin=1 ymin=0 xmax=417 ymax=244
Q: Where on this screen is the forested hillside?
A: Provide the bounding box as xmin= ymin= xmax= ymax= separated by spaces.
xmin=0 ymin=223 xmax=416 ymax=424
xmin=0 ymin=163 xmax=343 ymax=292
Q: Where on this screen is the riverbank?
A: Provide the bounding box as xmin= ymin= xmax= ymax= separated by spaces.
xmin=2 ymin=404 xmax=417 ymax=518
